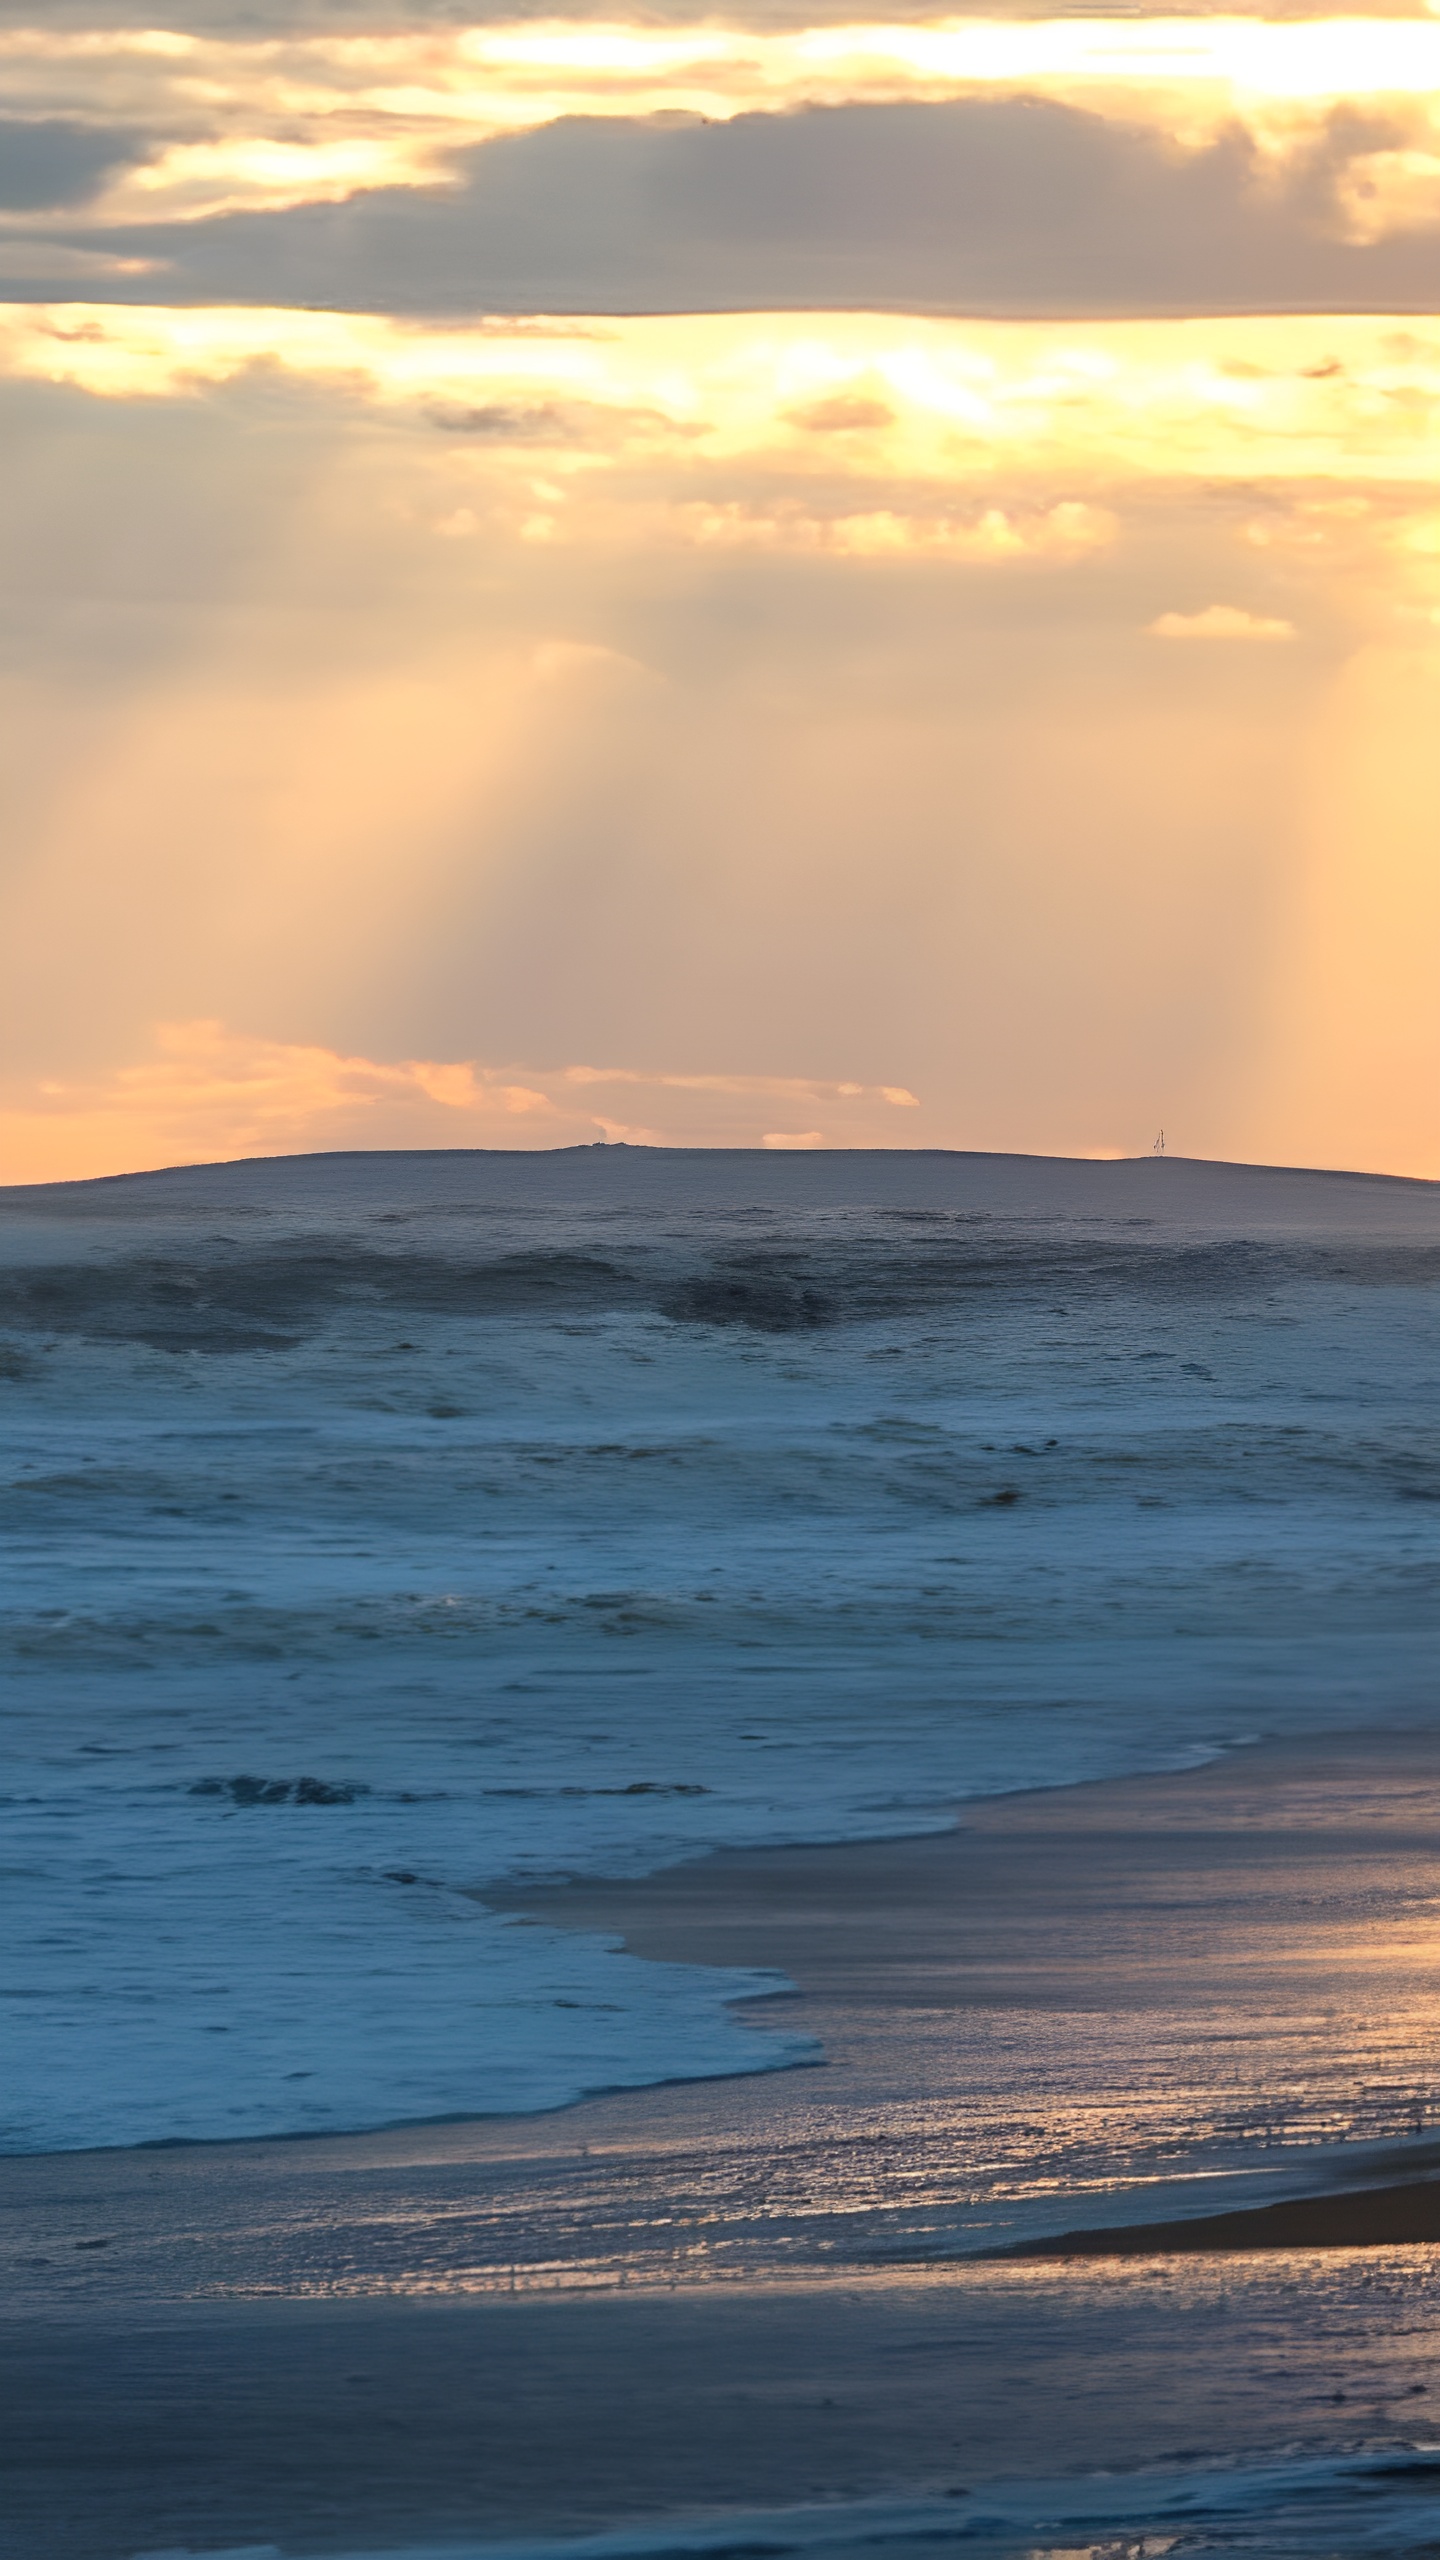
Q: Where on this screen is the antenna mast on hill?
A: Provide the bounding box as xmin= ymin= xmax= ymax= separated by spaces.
xmin=1153 ymin=1129 xmax=1166 ymax=1154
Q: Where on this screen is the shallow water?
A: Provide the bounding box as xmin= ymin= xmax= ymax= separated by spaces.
xmin=2 ymin=1147 xmax=1437 ymax=2154
xmin=296 ymin=2449 xmax=1440 ymax=2560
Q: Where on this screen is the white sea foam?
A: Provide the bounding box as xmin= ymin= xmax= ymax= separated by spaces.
xmin=3 ymin=1147 xmax=1437 ymax=2153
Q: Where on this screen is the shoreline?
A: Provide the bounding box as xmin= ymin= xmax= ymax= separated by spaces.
xmin=490 ymin=1724 xmax=1440 ymax=2220
xmin=10 ymin=1729 xmax=1440 ymax=2235
xmin=9 ymin=1727 xmax=1440 ymax=2558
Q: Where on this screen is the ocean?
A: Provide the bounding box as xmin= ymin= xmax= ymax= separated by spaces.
xmin=2 ymin=1145 xmax=1437 ymax=2159
xmin=228 ymin=2449 xmax=1440 ymax=2560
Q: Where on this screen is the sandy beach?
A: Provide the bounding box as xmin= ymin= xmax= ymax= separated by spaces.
xmin=7 ymin=1731 xmax=1440 ymax=2558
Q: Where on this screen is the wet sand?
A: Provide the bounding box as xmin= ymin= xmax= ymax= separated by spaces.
xmin=1000 ymin=2172 xmax=1440 ymax=2257
xmin=7 ymin=1731 xmax=1440 ymax=2558
xmin=10 ymin=2256 xmax=1440 ymax=2560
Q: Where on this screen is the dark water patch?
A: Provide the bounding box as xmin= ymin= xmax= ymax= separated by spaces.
xmin=660 ymin=1265 xmax=838 ymax=1331
xmin=0 ymin=1244 xmax=642 ymax=1350
xmin=481 ymin=1781 xmax=709 ymax=1798
xmin=1 ymin=1229 xmax=1438 ymax=1351
xmin=190 ymin=1775 xmax=370 ymax=1807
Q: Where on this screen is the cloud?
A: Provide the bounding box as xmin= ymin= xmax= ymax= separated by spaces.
xmin=92 ymin=135 xmax=450 ymax=227
xmin=1334 ymin=143 xmax=1440 ymax=245
xmin=0 ymin=240 xmax=157 ymax=279
xmin=10 ymin=13 xmax=1440 ymax=202
xmin=429 ymin=400 xmax=595 ymax=440
xmin=0 ymin=118 xmax=145 ymax=212
xmin=0 ymin=1022 xmax=554 ymax=1184
xmin=562 ymin=1063 xmax=919 ymax=1103
xmin=1 ymin=1 xmax=1435 ymax=43
xmin=1148 ymin=604 xmax=1297 ymax=639
xmin=0 ymin=1024 xmax=929 ymax=1183
xmin=673 ymin=498 xmax=1114 ymax=559
xmin=784 ymin=391 xmax=896 ymax=432
xmin=8 ymin=14 xmax=1440 ymax=327
xmin=22 ymin=94 xmax=1440 ymax=323
xmin=7 ymin=305 xmax=1438 ymax=510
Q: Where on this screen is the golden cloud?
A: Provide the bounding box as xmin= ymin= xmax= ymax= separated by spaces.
xmin=0 ymin=1023 xmax=925 ymax=1185
xmin=10 ymin=17 xmax=1440 ymax=229
xmin=1148 ymin=603 xmax=1297 ymax=637
xmin=6 ymin=307 xmax=1440 ymax=506
xmin=673 ymin=498 xmax=1115 ymax=558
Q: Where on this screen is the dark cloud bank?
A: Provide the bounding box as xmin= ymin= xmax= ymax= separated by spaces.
xmin=0 ymin=0 xmax=1422 ymax=24
xmin=15 ymin=97 xmax=1440 ymax=317
xmin=0 ymin=118 xmax=145 ymax=212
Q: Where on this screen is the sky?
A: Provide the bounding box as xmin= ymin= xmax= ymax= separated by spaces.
xmin=0 ymin=2 xmax=1437 ymax=1180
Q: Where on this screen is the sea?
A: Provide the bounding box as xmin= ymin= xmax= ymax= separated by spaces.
xmin=3 ymin=1144 xmax=1437 ymax=2162
xmin=205 ymin=2451 xmax=1440 ymax=2560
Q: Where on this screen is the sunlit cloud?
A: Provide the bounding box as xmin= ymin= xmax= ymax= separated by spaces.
xmin=5 ymin=307 xmax=1440 ymax=507
xmin=0 ymin=1023 xmax=928 ymax=1185
xmin=95 ymin=134 xmax=449 ymax=225
xmin=10 ymin=17 xmax=1440 ymax=236
xmin=1332 ymin=142 xmax=1440 ymax=239
xmin=1148 ymin=603 xmax=1297 ymax=636
xmin=563 ymin=1063 xmax=919 ymax=1102
xmin=672 ymin=498 xmax=1114 ymax=558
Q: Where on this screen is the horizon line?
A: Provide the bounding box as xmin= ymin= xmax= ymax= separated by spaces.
xmin=4 ymin=1141 xmax=1436 ymax=1198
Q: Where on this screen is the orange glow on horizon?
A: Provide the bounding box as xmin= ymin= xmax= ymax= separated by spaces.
xmin=0 ymin=1026 xmax=934 ymax=1185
